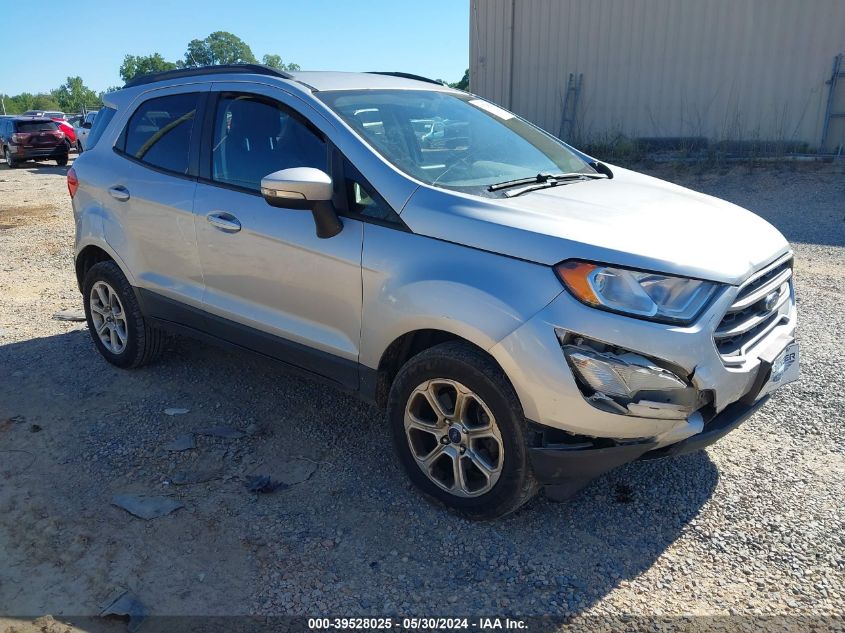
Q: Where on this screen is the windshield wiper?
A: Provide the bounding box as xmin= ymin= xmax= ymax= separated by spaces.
xmin=493 ymin=173 xmax=608 ymax=197
xmin=488 ymin=171 xmax=606 ymax=193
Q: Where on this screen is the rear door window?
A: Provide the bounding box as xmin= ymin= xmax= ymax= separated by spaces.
xmin=120 ymin=93 xmax=199 ymax=174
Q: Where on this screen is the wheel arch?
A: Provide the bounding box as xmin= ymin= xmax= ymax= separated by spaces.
xmin=369 ymin=328 xmax=522 ymax=414
xmin=75 ymin=242 xmax=135 ymax=293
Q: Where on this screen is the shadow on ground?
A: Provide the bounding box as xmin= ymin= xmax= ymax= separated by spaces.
xmin=0 ymin=329 xmax=719 ymax=619
xmin=6 ymin=159 xmax=73 ymax=176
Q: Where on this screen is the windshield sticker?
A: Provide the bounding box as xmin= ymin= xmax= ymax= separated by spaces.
xmin=468 ymin=99 xmax=514 ymax=120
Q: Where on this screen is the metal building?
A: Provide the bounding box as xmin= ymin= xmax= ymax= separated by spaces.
xmin=470 ymin=0 xmax=845 ymax=152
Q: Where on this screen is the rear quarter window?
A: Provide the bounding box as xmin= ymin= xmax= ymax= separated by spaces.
xmin=85 ymin=107 xmax=115 ymax=150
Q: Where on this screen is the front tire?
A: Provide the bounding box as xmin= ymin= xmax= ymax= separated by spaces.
xmin=387 ymin=341 xmax=538 ymax=519
xmin=82 ymin=261 xmax=163 ymax=368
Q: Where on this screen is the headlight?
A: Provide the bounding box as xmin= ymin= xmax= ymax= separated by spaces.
xmin=555 ymin=260 xmax=721 ymax=324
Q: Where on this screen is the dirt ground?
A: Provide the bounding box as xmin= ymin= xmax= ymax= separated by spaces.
xmin=0 ymin=157 xmax=843 ymax=631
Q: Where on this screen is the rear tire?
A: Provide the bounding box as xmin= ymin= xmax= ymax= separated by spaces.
xmin=76 ymin=141 xmax=83 ymax=153
xmin=82 ymin=261 xmax=163 ymax=368
xmin=387 ymin=341 xmax=538 ymax=519
xmin=56 ymin=154 xmax=68 ymax=166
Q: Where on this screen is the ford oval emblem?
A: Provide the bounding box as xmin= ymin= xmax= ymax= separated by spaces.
xmin=762 ymin=291 xmax=779 ymax=312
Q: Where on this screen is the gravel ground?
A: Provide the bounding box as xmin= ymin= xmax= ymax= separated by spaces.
xmin=0 ymin=158 xmax=843 ymax=629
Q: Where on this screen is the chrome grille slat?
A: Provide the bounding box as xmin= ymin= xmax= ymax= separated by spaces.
xmin=715 ymin=284 xmax=789 ymax=338
xmin=721 ymin=315 xmax=787 ymax=362
xmin=728 ymin=268 xmax=792 ymax=311
xmin=714 ymin=256 xmax=793 ymax=361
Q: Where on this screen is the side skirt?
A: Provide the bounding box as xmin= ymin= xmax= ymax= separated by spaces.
xmin=136 ymin=288 xmax=377 ymax=397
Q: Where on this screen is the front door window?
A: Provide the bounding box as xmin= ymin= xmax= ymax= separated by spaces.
xmin=211 ymin=94 xmax=327 ymax=191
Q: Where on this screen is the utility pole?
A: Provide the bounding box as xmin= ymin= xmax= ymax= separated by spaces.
xmin=1 ymin=95 xmax=6 ymax=115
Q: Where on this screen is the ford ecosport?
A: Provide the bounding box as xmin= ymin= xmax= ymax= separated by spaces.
xmin=69 ymin=65 xmax=798 ymax=518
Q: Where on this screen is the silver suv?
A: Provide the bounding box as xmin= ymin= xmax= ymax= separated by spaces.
xmin=70 ymin=65 xmax=798 ymax=518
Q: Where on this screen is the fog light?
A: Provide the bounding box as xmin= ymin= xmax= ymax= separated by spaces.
xmin=564 ymin=346 xmax=687 ymax=399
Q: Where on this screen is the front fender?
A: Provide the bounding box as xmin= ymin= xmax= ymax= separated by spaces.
xmin=359 ymin=224 xmax=562 ymax=369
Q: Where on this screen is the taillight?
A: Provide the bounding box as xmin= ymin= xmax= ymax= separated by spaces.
xmin=67 ymin=167 xmax=79 ymax=198
xmin=11 ymin=133 xmax=29 ymax=143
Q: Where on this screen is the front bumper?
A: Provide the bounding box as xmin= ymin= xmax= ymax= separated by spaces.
xmin=529 ymin=396 xmax=769 ymax=500
xmin=490 ymin=272 xmax=796 ymax=441
xmin=488 ymin=259 xmax=796 ymax=497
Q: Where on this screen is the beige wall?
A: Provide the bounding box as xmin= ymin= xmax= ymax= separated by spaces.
xmin=470 ymin=0 xmax=845 ymax=149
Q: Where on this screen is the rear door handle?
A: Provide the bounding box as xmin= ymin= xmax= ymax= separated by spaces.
xmin=108 ymin=185 xmax=130 ymax=201
xmin=206 ymin=212 xmax=241 ymax=233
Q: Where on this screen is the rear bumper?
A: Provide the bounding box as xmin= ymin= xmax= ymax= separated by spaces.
xmin=9 ymin=145 xmax=68 ymax=159
xmin=529 ymin=395 xmax=769 ymax=500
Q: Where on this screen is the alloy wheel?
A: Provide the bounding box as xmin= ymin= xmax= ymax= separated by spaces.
xmin=403 ymin=378 xmax=504 ymax=497
xmin=89 ymin=281 xmax=129 ymax=354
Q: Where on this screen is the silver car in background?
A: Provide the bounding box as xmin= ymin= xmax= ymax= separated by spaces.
xmin=68 ymin=65 xmax=798 ymax=518
xmin=74 ymin=110 xmax=98 ymax=152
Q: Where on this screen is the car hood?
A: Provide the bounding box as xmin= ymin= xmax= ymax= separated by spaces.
xmin=401 ymin=166 xmax=790 ymax=285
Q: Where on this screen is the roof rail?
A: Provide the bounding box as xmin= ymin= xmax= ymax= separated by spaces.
xmin=123 ymin=64 xmax=293 ymax=89
xmin=367 ymin=71 xmax=446 ymax=86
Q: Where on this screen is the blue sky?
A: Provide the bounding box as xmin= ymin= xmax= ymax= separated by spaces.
xmin=0 ymin=0 xmax=469 ymax=94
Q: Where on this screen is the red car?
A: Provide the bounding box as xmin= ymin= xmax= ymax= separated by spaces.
xmin=1 ymin=116 xmax=70 ymax=167
xmin=54 ymin=118 xmax=76 ymax=144
xmin=22 ymin=110 xmax=76 ymax=145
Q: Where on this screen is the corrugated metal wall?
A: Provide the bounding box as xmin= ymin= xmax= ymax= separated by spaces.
xmin=470 ymin=0 xmax=845 ymax=149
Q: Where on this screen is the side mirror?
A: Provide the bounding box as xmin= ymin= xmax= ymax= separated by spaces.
xmin=260 ymin=167 xmax=342 ymax=239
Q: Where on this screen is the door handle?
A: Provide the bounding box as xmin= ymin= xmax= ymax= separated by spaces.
xmin=206 ymin=212 xmax=241 ymax=233
xmin=108 ymin=185 xmax=130 ymax=201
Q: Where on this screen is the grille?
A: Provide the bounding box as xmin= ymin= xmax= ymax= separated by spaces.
xmin=714 ymin=256 xmax=793 ymax=363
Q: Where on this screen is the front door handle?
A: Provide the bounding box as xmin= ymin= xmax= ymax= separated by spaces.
xmin=206 ymin=212 xmax=241 ymax=233
xmin=108 ymin=185 xmax=130 ymax=201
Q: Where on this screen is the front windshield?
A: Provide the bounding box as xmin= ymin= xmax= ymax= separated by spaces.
xmin=318 ymin=90 xmax=594 ymax=196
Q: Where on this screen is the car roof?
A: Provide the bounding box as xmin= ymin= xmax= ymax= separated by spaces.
xmin=11 ymin=116 xmax=56 ymax=122
xmin=288 ymin=71 xmax=452 ymax=92
xmin=120 ymin=64 xmax=456 ymax=94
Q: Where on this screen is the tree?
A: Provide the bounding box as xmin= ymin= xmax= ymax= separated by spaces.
xmin=182 ymin=31 xmax=257 ymax=67
xmin=98 ymin=87 xmax=123 ymax=104
xmin=120 ymin=53 xmax=177 ymax=82
xmin=32 ymin=93 xmax=63 ymax=110
xmin=450 ymin=68 xmax=469 ymax=91
xmin=2 ymin=92 xmax=32 ymax=113
xmin=0 ymin=92 xmax=63 ymax=114
xmin=262 ymin=54 xmax=300 ymax=72
xmin=52 ymin=76 xmax=99 ymax=113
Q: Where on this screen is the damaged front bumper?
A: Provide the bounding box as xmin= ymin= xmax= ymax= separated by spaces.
xmin=488 ymin=264 xmax=797 ymax=498
xmin=529 ymin=396 xmax=769 ymax=500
